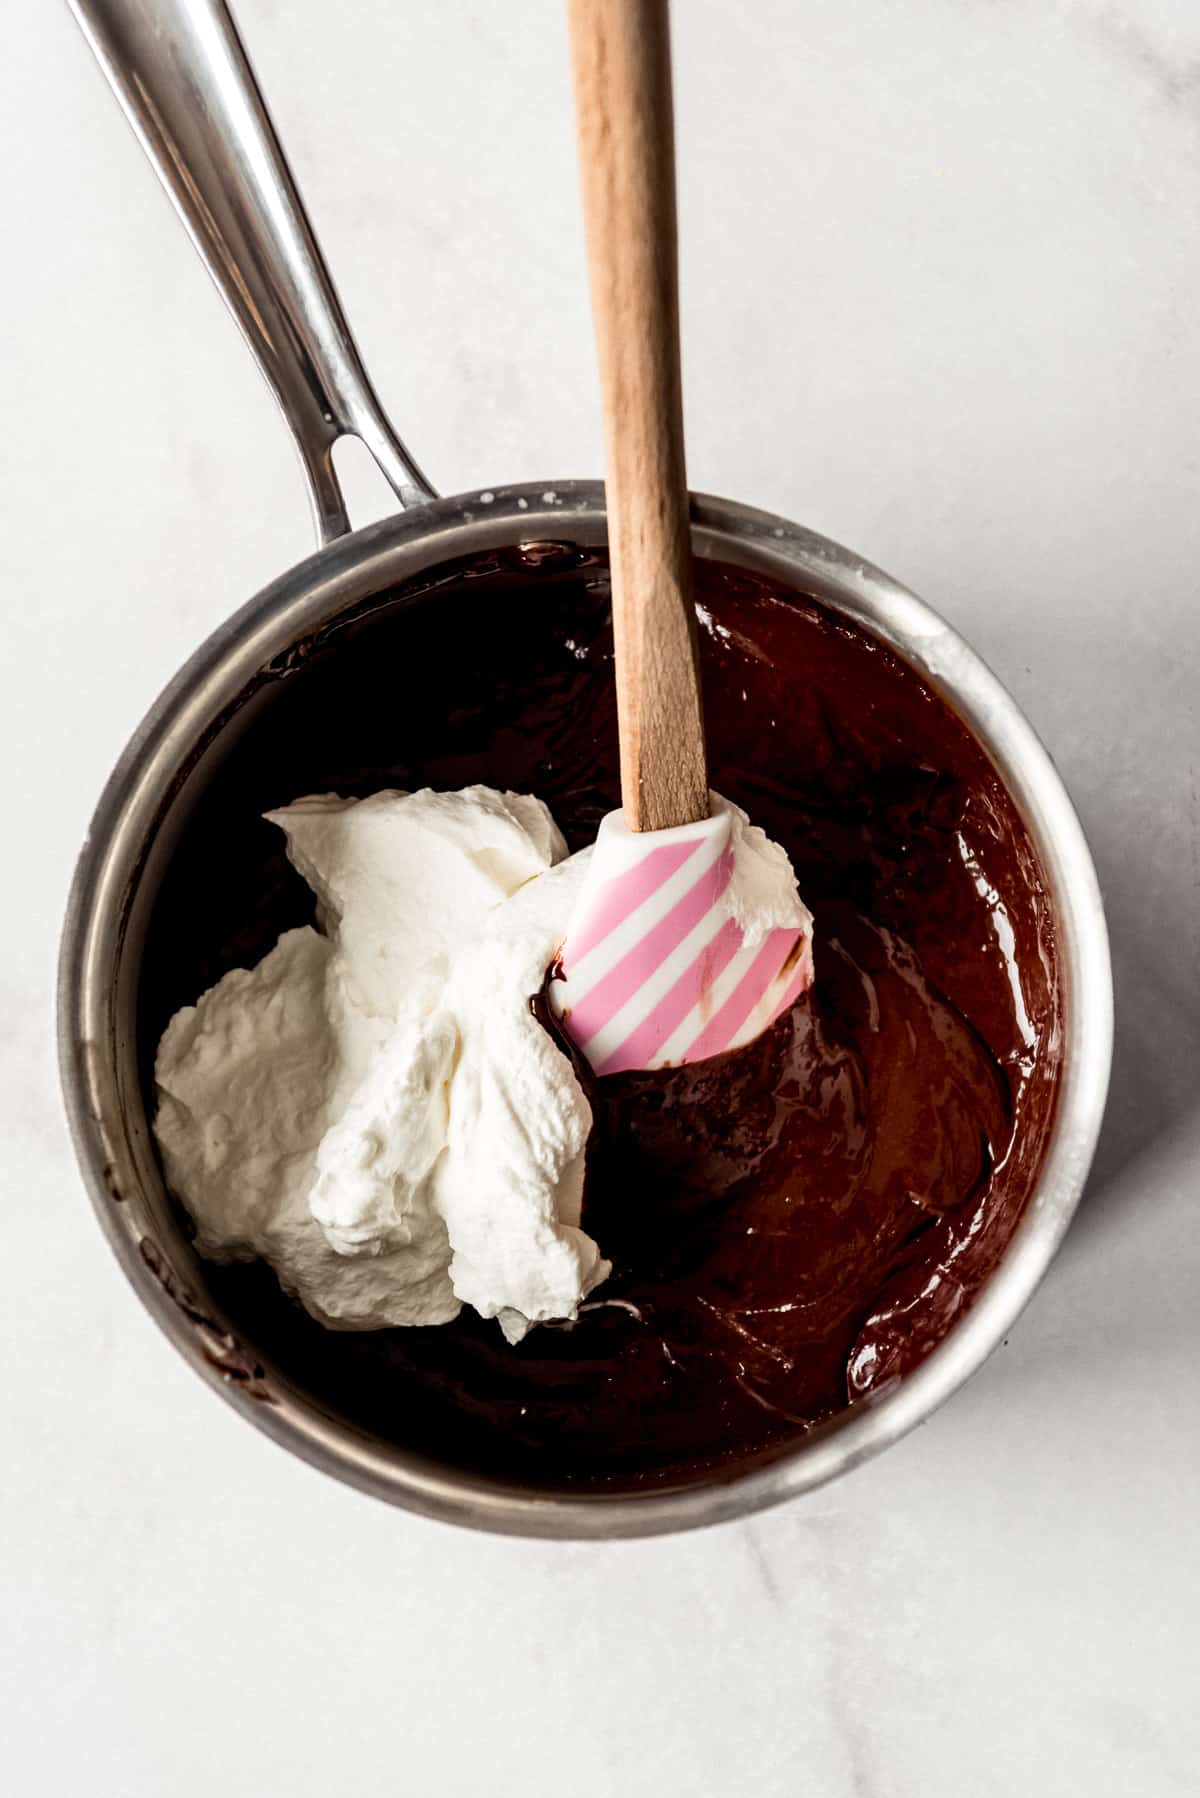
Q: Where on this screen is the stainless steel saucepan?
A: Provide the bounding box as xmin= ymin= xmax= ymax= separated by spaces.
xmin=60 ymin=0 xmax=1113 ymax=1538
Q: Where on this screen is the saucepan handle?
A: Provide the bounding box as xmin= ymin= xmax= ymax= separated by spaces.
xmin=69 ymin=0 xmax=437 ymax=542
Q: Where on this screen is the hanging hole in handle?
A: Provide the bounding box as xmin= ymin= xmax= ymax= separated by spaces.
xmin=330 ymin=435 xmax=407 ymax=531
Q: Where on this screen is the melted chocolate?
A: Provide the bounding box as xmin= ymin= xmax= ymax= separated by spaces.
xmin=139 ymin=545 xmax=1061 ymax=1491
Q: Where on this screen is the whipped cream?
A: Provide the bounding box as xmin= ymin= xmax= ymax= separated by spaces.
xmin=155 ymin=785 xmax=811 ymax=1341
xmin=155 ymin=787 xmax=606 ymax=1340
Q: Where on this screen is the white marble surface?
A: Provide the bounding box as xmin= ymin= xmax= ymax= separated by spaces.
xmin=4 ymin=1 xmax=1199 ymax=1792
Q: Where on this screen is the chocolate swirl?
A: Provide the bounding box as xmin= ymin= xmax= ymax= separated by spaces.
xmin=141 ymin=546 xmax=1062 ymax=1491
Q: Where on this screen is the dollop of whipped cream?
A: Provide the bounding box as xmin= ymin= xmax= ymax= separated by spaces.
xmin=155 ymin=787 xmax=607 ymax=1341
xmin=155 ymin=785 xmax=811 ymax=1342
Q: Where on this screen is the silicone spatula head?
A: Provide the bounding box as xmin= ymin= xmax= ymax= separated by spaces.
xmin=549 ymin=799 xmax=814 ymax=1076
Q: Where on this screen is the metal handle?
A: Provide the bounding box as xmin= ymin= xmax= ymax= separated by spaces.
xmin=69 ymin=0 xmax=437 ymax=542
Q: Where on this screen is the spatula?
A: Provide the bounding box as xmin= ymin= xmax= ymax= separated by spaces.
xmin=550 ymin=0 xmax=813 ymax=1075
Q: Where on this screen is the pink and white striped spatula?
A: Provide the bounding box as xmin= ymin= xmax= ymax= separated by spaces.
xmin=550 ymin=0 xmax=813 ymax=1076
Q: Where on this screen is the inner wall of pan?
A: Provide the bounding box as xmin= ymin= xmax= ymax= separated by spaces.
xmin=110 ymin=523 xmax=1071 ymax=1496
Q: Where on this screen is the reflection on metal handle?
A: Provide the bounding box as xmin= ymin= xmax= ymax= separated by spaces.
xmin=69 ymin=0 xmax=437 ymax=541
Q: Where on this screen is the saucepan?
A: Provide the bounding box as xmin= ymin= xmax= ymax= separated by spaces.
xmin=59 ymin=0 xmax=1112 ymax=1537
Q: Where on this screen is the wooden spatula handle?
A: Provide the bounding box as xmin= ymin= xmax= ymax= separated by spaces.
xmin=568 ymin=0 xmax=709 ymax=833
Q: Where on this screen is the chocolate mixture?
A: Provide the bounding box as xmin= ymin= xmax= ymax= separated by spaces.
xmin=139 ymin=545 xmax=1062 ymax=1491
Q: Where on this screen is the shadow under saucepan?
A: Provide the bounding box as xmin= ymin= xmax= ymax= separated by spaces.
xmin=1064 ymin=800 xmax=1200 ymax=1242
